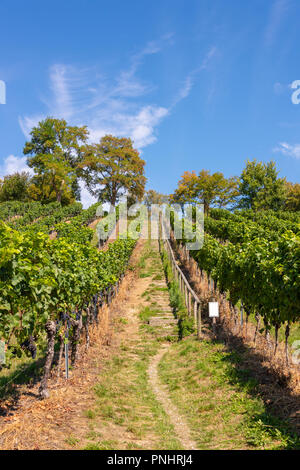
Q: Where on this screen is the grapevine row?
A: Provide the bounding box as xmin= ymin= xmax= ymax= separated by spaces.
xmin=170 ymin=208 xmax=300 ymax=362
xmin=0 ymin=219 xmax=136 ymax=397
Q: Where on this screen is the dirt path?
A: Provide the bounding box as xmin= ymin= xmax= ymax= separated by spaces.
xmin=148 ymin=345 xmax=197 ymax=450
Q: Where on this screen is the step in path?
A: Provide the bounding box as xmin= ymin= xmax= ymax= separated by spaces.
xmin=147 ymin=280 xmax=178 ymax=338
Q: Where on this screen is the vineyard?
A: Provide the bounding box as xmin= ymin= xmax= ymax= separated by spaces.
xmin=0 ymin=201 xmax=137 ymax=399
xmin=168 ymin=207 xmax=300 ymax=356
xmin=0 ymin=200 xmax=299 ymax=450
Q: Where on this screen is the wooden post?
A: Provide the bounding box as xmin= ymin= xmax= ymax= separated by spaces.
xmin=197 ymin=303 xmax=202 ymax=339
xmin=212 ymin=317 xmax=216 ymax=336
xmin=193 ymin=300 xmax=197 ymax=328
xmin=187 ymin=291 xmax=190 ymax=316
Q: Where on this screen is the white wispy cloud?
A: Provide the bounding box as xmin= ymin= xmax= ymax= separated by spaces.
xmin=17 ymin=38 xmax=216 ymax=206
xmin=19 ymin=114 xmax=45 ymax=140
xmin=19 ymin=38 xmax=216 ymax=151
xmin=0 ymin=154 xmax=33 ymax=178
xmin=264 ymin=0 xmax=290 ymax=47
xmin=274 ymin=142 xmax=300 ymax=159
xmin=172 ymin=46 xmax=217 ymax=107
xmin=49 ymin=64 xmax=74 ymax=119
xmin=18 ymin=35 xmax=177 ymax=149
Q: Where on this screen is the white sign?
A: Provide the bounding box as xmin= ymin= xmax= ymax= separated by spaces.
xmin=209 ymin=302 xmax=219 ymax=318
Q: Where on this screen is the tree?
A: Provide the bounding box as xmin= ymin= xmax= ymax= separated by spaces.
xmin=144 ymin=189 xmax=169 ymax=208
xmin=82 ymin=135 xmax=146 ymax=207
xmin=238 ymin=160 xmax=286 ymax=211
xmin=0 ymin=172 xmax=31 ymax=202
xmin=171 ymin=170 xmax=238 ymax=214
xmin=27 ymin=175 xmax=76 ymax=205
xmin=23 ymin=117 xmax=88 ymax=204
xmin=285 ymin=182 xmax=300 ymax=211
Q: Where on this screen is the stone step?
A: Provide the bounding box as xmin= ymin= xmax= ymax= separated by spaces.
xmin=151 ymin=296 xmax=170 ymax=300
xmin=158 ymin=333 xmax=178 ymax=338
xmin=151 ymin=315 xmax=175 ymax=320
xmin=151 ymin=302 xmax=171 ymax=305
xmin=149 ymin=319 xmax=178 ymax=326
xmin=154 ymin=307 xmax=173 ymax=312
xmin=152 ymin=312 xmax=173 ymax=316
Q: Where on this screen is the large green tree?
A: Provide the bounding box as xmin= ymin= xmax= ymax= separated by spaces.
xmin=238 ymin=160 xmax=286 ymax=210
xmin=171 ymin=170 xmax=238 ymax=214
xmin=82 ymin=135 xmax=146 ymax=207
xmin=0 ymin=172 xmax=31 ymax=202
xmin=23 ymin=117 xmax=88 ymax=204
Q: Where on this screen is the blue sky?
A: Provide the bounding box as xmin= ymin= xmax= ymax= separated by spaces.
xmin=0 ymin=0 xmax=300 ymax=206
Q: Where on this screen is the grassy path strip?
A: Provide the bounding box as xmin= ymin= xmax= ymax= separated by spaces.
xmin=158 ymin=337 xmax=300 ymax=450
xmin=148 ymin=344 xmax=197 ymax=450
xmin=81 ymin=239 xmax=183 ymax=450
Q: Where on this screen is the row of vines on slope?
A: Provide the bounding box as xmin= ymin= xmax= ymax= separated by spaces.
xmin=0 ymin=220 xmax=136 ymax=398
xmin=169 ymin=208 xmax=300 ymax=363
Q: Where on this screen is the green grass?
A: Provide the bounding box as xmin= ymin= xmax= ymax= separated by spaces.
xmin=139 ymin=306 xmax=160 ymax=323
xmin=159 ymin=337 xmax=300 ymax=450
xmin=84 ymin=440 xmax=119 ymax=450
xmin=66 ymin=435 xmax=80 ymax=447
xmin=0 ymin=340 xmax=47 ymax=399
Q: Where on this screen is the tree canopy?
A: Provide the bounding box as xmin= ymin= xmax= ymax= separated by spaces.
xmin=0 ymin=172 xmax=31 ymax=202
xmin=238 ymin=160 xmax=286 ymax=211
xmin=24 ymin=117 xmax=88 ymax=204
xmin=171 ymin=170 xmax=238 ymax=214
xmin=144 ymin=189 xmax=169 ymax=208
xmin=82 ymin=135 xmax=146 ymax=206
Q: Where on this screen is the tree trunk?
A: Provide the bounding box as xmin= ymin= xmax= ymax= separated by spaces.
xmin=39 ymin=320 xmax=56 ymax=399
xmin=204 ymin=201 xmax=209 ymax=216
xmin=285 ymin=324 xmax=290 ymax=366
xmin=274 ymin=324 xmax=280 ymax=357
xmin=110 ymin=189 xmax=117 ymax=209
xmin=56 ymin=179 xmax=65 ymax=203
